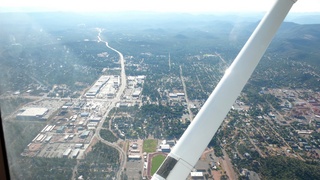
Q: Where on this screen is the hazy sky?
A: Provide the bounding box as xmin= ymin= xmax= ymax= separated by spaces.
xmin=1 ymin=0 xmax=320 ymax=13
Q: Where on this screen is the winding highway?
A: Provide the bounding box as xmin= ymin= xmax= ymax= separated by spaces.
xmin=94 ymin=28 xmax=127 ymax=179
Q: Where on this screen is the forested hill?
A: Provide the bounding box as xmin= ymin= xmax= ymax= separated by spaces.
xmin=270 ymin=22 xmax=320 ymax=66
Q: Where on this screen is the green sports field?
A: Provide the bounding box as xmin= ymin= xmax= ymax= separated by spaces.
xmin=143 ymin=139 xmax=158 ymax=153
xmin=151 ymin=154 xmax=166 ymax=175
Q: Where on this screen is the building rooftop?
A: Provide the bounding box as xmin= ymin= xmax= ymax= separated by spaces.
xmin=63 ymin=148 xmax=72 ymax=156
xmin=18 ymin=108 xmax=48 ymax=117
xmin=160 ymin=144 xmax=170 ymax=149
xmin=190 ymin=172 xmax=203 ymax=177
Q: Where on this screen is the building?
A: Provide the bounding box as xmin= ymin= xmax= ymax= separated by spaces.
xmin=75 ymin=144 xmax=84 ymax=149
xmin=297 ymin=130 xmax=313 ymax=134
xmin=71 ymin=149 xmax=80 ymax=158
xmin=166 ymin=140 xmax=176 ymax=147
xmin=132 ymin=89 xmax=142 ymax=98
xmin=137 ymin=75 xmax=146 ymax=80
xmin=64 ymin=102 xmax=73 ymax=106
xmin=80 ymin=112 xmax=89 ymax=117
xmin=114 ymin=81 xmax=119 ymax=87
xmin=232 ymin=104 xmax=244 ymax=111
xmin=69 ymin=134 xmax=74 ymax=140
xmin=63 ymin=148 xmax=72 ymax=158
xmin=36 ymin=134 xmax=46 ymax=142
xmin=16 ymin=108 xmax=49 ymax=120
xmin=41 ymin=125 xmax=49 ymax=132
xmin=131 ymin=143 xmax=138 ymax=149
xmin=44 ymin=125 xmax=53 ymax=132
xmin=44 ymin=136 xmax=52 ymax=143
xmin=87 ymin=122 xmax=98 ymax=128
xmin=128 ymin=155 xmax=141 ymax=160
xmin=107 ymin=88 xmax=116 ymax=98
xmin=89 ymin=117 xmax=101 ymax=122
xmin=160 ymin=144 xmax=171 ymax=153
xmin=78 ymin=127 xmax=84 ymax=131
xmin=85 ymin=87 xmax=99 ymax=97
xmin=64 ymin=135 xmax=69 ymax=140
xmin=85 ymin=75 xmax=110 ymax=97
xmin=169 ymin=93 xmax=178 ymax=98
xmin=190 ymin=172 xmax=204 ymax=180
xmin=61 ymin=106 xmax=68 ymax=110
xmin=117 ymin=102 xmax=127 ymax=107
xmin=56 ymin=126 xmax=66 ymax=133
xmin=78 ymin=120 xmax=85 ymax=126
xmin=130 ymin=150 xmax=140 ymax=153
xmin=79 ymin=131 xmax=90 ymax=138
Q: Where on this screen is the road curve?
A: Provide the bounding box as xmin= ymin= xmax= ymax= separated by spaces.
xmin=94 ymin=28 xmax=127 ymax=180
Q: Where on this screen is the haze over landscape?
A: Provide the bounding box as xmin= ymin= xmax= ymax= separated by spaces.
xmin=1 ymin=0 xmax=320 ymax=179
xmin=1 ymin=0 xmax=320 ymax=13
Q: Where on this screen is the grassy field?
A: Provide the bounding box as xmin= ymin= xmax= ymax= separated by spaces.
xmin=151 ymin=154 xmax=166 ymax=175
xmin=143 ymin=139 xmax=158 ymax=153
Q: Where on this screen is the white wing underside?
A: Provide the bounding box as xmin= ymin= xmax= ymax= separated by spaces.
xmin=152 ymin=0 xmax=298 ymax=179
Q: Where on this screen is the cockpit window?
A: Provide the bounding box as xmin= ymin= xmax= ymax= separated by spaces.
xmin=1 ymin=1 xmax=320 ymax=179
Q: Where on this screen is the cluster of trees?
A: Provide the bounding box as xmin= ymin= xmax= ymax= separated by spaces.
xmin=100 ymin=129 xmax=118 ymax=143
xmin=208 ymin=136 xmax=223 ymax=157
xmin=259 ymin=156 xmax=320 ymax=180
xmin=138 ymin=104 xmax=186 ymax=139
xmin=111 ymin=104 xmax=188 ymax=139
xmin=252 ymin=55 xmax=320 ymax=92
xmin=77 ymin=141 xmax=120 ymax=179
xmin=11 ymin=157 xmax=76 ymax=180
xmin=140 ymin=104 xmax=183 ymax=119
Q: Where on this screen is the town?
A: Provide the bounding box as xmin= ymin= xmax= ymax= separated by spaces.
xmin=1 ymin=11 xmax=320 ymax=180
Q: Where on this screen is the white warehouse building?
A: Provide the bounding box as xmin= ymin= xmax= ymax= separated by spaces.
xmin=16 ymin=107 xmax=49 ymax=120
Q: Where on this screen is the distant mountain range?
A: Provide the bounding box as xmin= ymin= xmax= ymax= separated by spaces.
xmin=0 ymin=12 xmax=319 ymax=94
xmin=0 ymin=11 xmax=319 ymax=24
xmin=286 ymin=13 xmax=320 ymax=24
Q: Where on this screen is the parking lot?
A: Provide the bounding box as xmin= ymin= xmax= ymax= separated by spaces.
xmin=126 ymin=160 xmax=143 ymax=179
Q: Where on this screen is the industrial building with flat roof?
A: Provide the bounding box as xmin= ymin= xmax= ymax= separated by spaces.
xmin=85 ymin=75 xmax=110 ymax=97
xmin=132 ymin=89 xmax=142 ymax=97
xmin=190 ymin=172 xmax=204 ymax=179
xmin=128 ymin=155 xmax=141 ymax=160
xmin=160 ymin=144 xmax=171 ymax=153
xmin=16 ymin=108 xmax=49 ymax=120
xmin=79 ymin=131 xmax=90 ymax=138
xmin=71 ymin=149 xmax=80 ymax=158
xmin=63 ymin=148 xmax=72 ymax=157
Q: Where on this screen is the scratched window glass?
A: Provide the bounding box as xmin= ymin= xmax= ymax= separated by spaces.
xmin=1 ymin=0 xmax=320 ymax=179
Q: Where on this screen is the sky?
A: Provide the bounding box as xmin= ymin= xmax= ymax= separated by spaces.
xmin=1 ymin=0 xmax=320 ymax=13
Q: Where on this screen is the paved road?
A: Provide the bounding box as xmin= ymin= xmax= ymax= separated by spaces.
xmin=94 ymin=28 xmax=127 ymax=180
xmin=4 ymin=28 xmax=128 ymax=180
xmin=179 ymin=65 xmax=194 ymax=122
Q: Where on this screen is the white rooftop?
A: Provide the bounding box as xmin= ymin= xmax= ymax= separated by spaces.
xmin=18 ymin=108 xmax=48 ymax=117
xmin=190 ymin=172 xmax=203 ymax=177
xmin=160 ymin=144 xmax=170 ymax=149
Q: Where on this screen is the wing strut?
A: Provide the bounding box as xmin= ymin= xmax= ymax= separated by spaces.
xmin=152 ymin=0 xmax=297 ymax=179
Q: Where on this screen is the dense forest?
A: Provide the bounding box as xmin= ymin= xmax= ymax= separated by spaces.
xmin=77 ymin=141 xmax=120 ymax=179
xmin=259 ymin=156 xmax=320 ymax=180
